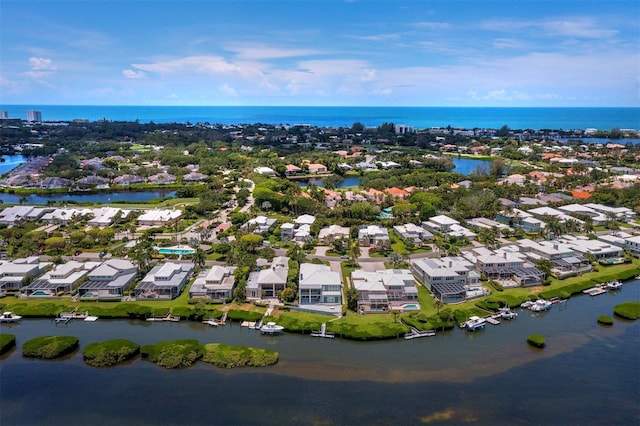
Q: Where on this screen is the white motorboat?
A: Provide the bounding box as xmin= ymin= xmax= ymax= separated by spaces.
xmin=0 ymin=312 xmax=22 ymax=323
xmin=530 ymin=299 xmax=552 ymax=312
xmin=520 ymin=300 xmax=534 ymax=309
xmin=499 ymin=307 xmax=518 ymax=320
xmin=260 ymin=322 xmax=284 ymax=335
xmin=606 ymin=280 xmax=623 ymax=290
xmin=462 ymin=316 xmax=486 ymax=331
xmin=205 ymin=319 xmax=220 ymax=327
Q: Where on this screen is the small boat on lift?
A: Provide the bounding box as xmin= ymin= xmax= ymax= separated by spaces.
xmin=606 ymin=280 xmax=623 ymax=290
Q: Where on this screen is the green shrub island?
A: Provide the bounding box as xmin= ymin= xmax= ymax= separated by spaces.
xmin=613 ymin=301 xmax=640 ymax=320
xmin=597 ymin=315 xmax=614 ymax=325
xmin=527 ymin=334 xmax=546 ymax=348
xmin=22 ymin=336 xmax=79 ymax=359
xmin=202 ymin=343 xmax=278 ymax=368
xmin=140 ymin=339 xmax=203 ymax=369
xmin=83 ymin=339 xmax=140 ymax=367
xmin=0 ymin=334 xmax=16 ymax=356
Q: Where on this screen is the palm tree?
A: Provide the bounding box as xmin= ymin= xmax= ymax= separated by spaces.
xmin=192 ymin=248 xmax=206 ymax=271
xmin=349 ymin=241 xmax=361 ymax=263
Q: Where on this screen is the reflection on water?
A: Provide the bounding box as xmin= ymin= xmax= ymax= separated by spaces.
xmin=1 ymin=281 xmax=638 ymax=425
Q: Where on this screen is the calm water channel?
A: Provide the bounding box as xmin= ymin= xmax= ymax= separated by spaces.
xmin=1 ymin=281 xmax=639 ymax=425
xmin=0 ymin=190 xmax=176 ymax=205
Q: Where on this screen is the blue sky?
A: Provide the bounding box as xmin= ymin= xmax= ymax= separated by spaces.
xmin=1 ymin=0 xmax=638 ymax=106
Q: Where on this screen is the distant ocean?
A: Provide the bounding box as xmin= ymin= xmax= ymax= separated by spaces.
xmin=1 ymin=105 xmax=639 ymax=130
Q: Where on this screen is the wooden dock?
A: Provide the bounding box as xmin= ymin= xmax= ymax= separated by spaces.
xmin=404 ymin=327 xmax=436 ymax=340
xmin=485 ymin=317 xmax=501 ymax=325
xmin=583 ymin=287 xmax=607 ymax=297
xmin=311 ymin=323 xmax=336 ymax=339
xmin=146 ymin=312 xmax=180 ymax=322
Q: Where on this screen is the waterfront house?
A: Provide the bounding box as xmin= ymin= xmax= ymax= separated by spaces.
xmin=285 ymin=164 xmax=302 ymax=175
xmin=246 ymin=256 xmax=289 ymax=300
xmin=495 ymin=209 xmax=544 ymax=233
xmin=298 ymin=263 xmax=342 ymax=312
xmin=307 ymin=163 xmax=328 ymax=174
xmin=556 ymin=235 xmax=623 ymax=261
xmin=40 ymin=207 xmax=94 ymax=225
xmin=422 ymin=215 xmax=476 ymax=240
xmin=113 ymin=174 xmax=144 ymax=186
xmin=76 ymin=175 xmax=109 ymax=189
xmin=351 ymin=269 xmax=418 ymax=313
xmin=147 ymin=173 xmax=177 ymax=185
xmin=0 ymin=257 xmax=49 ymax=293
xmin=78 ymin=259 xmax=138 ymax=300
xmin=26 ymin=260 xmax=99 ymax=296
xmin=36 ymin=177 xmax=72 ymax=189
xmin=135 ymin=262 xmax=194 ymax=300
xmin=411 ymin=257 xmax=475 ymax=303
xmin=513 ymin=239 xmax=591 ymax=279
xmin=189 ymin=265 xmax=237 ymax=300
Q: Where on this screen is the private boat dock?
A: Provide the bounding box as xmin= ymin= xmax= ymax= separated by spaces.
xmin=311 ymin=323 xmax=335 ymax=339
xmin=56 ymin=309 xmax=99 ymax=323
xmin=404 ymin=327 xmax=436 ymax=340
xmin=146 ymin=312 xmax=180 ymax=322
xmin=583 ymin=285 xmax=607 ymax=297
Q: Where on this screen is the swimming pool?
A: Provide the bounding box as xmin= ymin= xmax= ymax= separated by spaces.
xmin=401 ymin=304 xmax=420 ymax=310
xmin=31 ymin=290 xmax=51 ymax=296
xmin=157 ymin=247 xmax=196 ymax=255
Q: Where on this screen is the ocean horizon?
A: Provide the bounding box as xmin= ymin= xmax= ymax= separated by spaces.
xmin=1 ymin=105 xmax=639 ymax=131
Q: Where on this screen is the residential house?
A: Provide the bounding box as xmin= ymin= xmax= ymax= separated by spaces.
xmin=557 ymin=235 xmax=623 ymax=261
xmin=285 ymin=164 xmax=302 ymax=175
xmin=393 ymin=223 xmax=434 ymax=245
xmin=463 ymin=247 xmax=544 ymax=287
xmin=76 ymin=175 xmax=109 ymax=188
xmin=246 ymin=256 xmax=289 ymax=300
xmin=41 ymin=208 xmax=93 ymax=225
xmin=318 ymin=225 xmax=350 ymax=245
xmin=411 ymin=257 xmax=478 ymax=303
xmin=148 ymin=173 xmax=177 ymax=184
xmin=495 ymin=209 xmax=544 ymax=233
xmin=307 ymin=163 xmax=328 ymax=174
xmin=351 ymin=269 xmax=418 ymax=313
xmin=280 ymin=223 xmax=295 ymax=241
xmin=0 ymin=206 xmax=35 ymax=226
xmin=513 ymin=239 xmax=591 ymax=279
xmin=385 ymin=187 xmax=410 ymax=199
xmin=137 ymin=209 xmax=182 ymax=226
xmin=358 ymin=225 xmax=390 ymax=248
xmin=253 ymin=166 xmax=276 ymax=176
xmin=189 ymin=265 xmax=237 ymax=300
xmin=36 ymin=177 xmax=72 ymax=189
xmin=0 ymin=257 xmax=48 ymax=293
xmin=135 ymin=262 xmax=195 ymax=300
xmin=26 ymin=260 xmax=99 ymax=296
xmin=241 ymin=215 xmax=277 ymax=235
xmin=113 ymin=174 xmax=144 ymax=186
xmin=88 ymin=207 xmax=131 ymax=228
xmin=78 ymin=259 xmax=138 ymax=300
xmin=298 ymin=263 xmax=342 ymax=311
xmin=422 ymin=215 xmax=477 ymax=240
xmin=182 ymin=172 xmax=208 ymax=183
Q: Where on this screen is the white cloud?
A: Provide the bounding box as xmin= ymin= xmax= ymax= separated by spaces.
xmin=483 ymin=17 xmax=618 ymax=40
xmin=28 ymin=57 xmax=57 ymax=71
xmin=122 ymin=69 xmax=146 ymax=79
xmin=223 ymin=44 xmax=319 ymax=60
xmin=413 ymin=22 xmax=452 ymax=30
xmin=219 ymin=83 xmax=237 ymax=97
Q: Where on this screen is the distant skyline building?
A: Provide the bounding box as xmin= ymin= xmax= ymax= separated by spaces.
xmin=26 ymin=110 xmax=42 ymax=122
xmin=0 ymin=111 xmax=8 ymax=119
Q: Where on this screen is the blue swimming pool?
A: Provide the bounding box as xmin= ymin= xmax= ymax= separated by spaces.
xmin=401 ymin=304 xmax=420 ymax=310
xmin=31 ymin=291 xmax=50 ymax=296
xmin=157 ymin=247 xmax=196 ymax=255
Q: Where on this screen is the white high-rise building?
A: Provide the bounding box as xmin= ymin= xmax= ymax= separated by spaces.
xmin=0 ymin=111 xmax=8 ymax=119
xmin=26 ymin=110 xmax=42 ymax=122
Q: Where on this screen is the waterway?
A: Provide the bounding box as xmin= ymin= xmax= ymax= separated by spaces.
xmin=451 ymin=157 xmax=492 ymax=175
xmin=1 ymin=280 xmax=638 ymax=425
xmin=0 ymin=190 xmax=176 ymax=205
xmin=0 ymin=154 xmax=27 ymax=175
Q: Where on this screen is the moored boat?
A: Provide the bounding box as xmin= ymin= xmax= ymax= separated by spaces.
xmin=0 ymin=311 xmax=22 ymax=323
xmin=260 ymin=322 xmax=285 ymax=335
xmin=462 ymin=316 xmax=486 ymax=331
xmin=499 ymin=307 xmax=518 ymax=320
xmin=606 ymin=280 xmax=623 ymax=290
xmin=530 ymin=299 xmax=552 ymax=312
